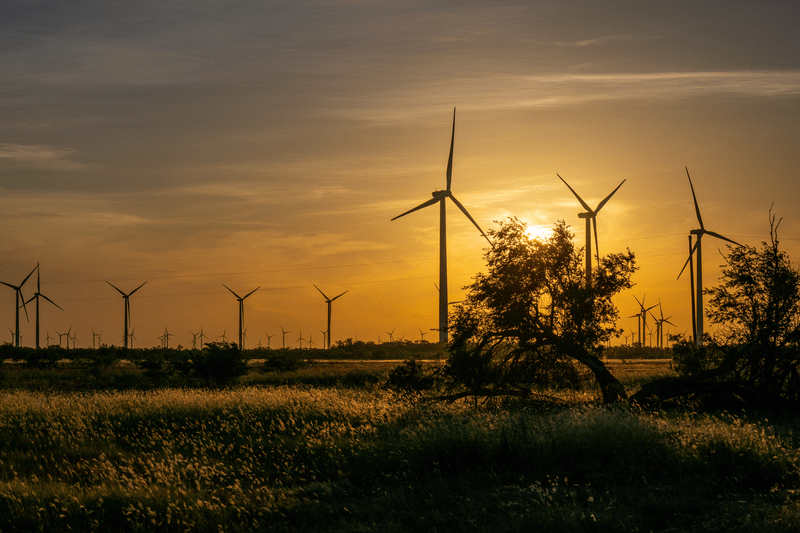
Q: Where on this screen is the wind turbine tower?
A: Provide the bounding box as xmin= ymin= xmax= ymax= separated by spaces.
xmin=314 ymin=285 xmax=347 ymax=349
xmin=558 ymin=175 xmax=625 ymax=289
xmin=106 ymin=281 xmax=147 ymax=349
xmin=391 ymin=108 xmax=491 ymax=344
xmin=223 ymin=284 xmax=260 ymax=350
xmin=677 ymin=168 xmax=739 ymax=346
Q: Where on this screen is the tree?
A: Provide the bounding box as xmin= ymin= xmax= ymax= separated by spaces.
xmin=444 ymin=218 xmax=637 ymax=404
xmin=633 ymin=210 xmax=800 ymax=408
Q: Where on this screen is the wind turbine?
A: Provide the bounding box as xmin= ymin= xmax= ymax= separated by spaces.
xmin=128 ymin=326 xmax=137 ymax=348
xmin=385 ymin=329 xmax=395 ymax=342
xmin=650 ymin=303 xmax=676 ymax=349
xmin=419 ymin=328 xmax=429 ymax=342
xmin=160 ymin=327 xmax=174 ymax=349
xmin=557 ymin=174 xmax=626 ymax=289
xmin=23 ymin=264 xmax=63 ymax=349
xmin=106 ymin=281 xmax=147 ymax=349
xmin=45 ymin=331 xmax=53 ymax=347
xmin=91 ymin=328 xmax=102 ymax=349
xmin=190 ymin=331 xmax=199 ymax=350
xmin=391 ymin=108 xmax=491 ymax=344
xmin=279 ymin=326 xmax=290 ymax=349
xmin=265 ymin=332 xmax=274 ymax=349
xmin=633 ymin=295 xmax=658 ymax=346
xmin=198 ymin=327 xmax=207 ymax=348
xmin=1 ymin=264 xmax=37 ymax=347
xmin=314 ymin=285 xmax=347 ymax=349
xmin=69 ymin=329 xmax=78 ymax=349
xmin=297 ymin=329 xmax=305 ymax=349
xmin=223 ymin=284 xmax=259 ymax=350
xmin=677 ymin=167 xmax=740 ymax=346
xmin=218 ymin=329 xmax=228 ymax=344
xmin=56 ymin=327 xmax=70 ymax=348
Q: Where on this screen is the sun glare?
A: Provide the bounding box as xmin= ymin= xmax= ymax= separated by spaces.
xmin=525 ymin=224 xmax=553 ymax=242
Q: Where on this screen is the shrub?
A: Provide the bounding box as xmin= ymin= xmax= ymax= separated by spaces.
xmin=386 ymin=359 xmax=437 ymax=392
xmin=671 ymin=337 xmax=725 ymax=376
xmin=191 ymin=342 xmax=249 ymax=385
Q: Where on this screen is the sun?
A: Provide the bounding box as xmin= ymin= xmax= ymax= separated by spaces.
xmin=525 ymin=223 xmax=553 ymax=242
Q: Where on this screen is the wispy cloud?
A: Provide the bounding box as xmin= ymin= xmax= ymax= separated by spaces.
xmin=0 ymin=143 xmax=93 ymax=171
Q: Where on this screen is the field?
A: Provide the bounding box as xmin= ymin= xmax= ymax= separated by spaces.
xmin=1 ymin=357 xmax=799 ymax=531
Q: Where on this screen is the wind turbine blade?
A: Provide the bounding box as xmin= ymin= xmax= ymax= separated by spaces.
xmin=557 ymin=174 xmax=592 ymax=213
xmin=314 ymin=284 xmax=330 ymax=301
xmin=594 ymin=179 xmax=626 ymax=213
xmin=129 ymin=281 xmax=147 ymax=296
xmin=330 ymin=290 xmax=348 ymax=302
xmin=242 ymin=287 xmax=260 ymax=299
xmin=633 ymin=294 xmax=643 ymax=308
xmin=705 ymin=230 xmax=741 ymax=247
xmin=0 ymin=281 xmax=16 ymax=290
xmin=677 ymin=238 xmax=701 ymax=279
xmin=40 ymin=293 xmax=63 ymax=311
xmin=446 ymin=108 xmax=455 ymax=191
xmin=21 ymin=265 xmax=38 ymax=288
xmin=592 ymin=216 xmax=600 ymax=267
xmin=106 ymin=281 xmax=126 ymax=296
xmin=223 ymin=284 xmax=241 ymax=299
xmin=391 ymin=196 xmax=441 ymax=221
xmin=449 ymin=194 xmax=490 ymax=242
xmin=685 ymin=167 xmax=704 ymax=229
xmin=20 ymin=295 xmax=29 ymax=322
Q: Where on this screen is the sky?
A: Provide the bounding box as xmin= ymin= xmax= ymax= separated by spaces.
xmin=2 ymin=0 xmax=799 ymax=349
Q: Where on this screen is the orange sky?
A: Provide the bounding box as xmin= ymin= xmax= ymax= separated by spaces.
xmin=2 ymin=1 xmax=799 ymax=348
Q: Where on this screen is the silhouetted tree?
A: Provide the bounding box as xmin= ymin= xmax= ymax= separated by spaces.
xmin=444 ymin=218 xmax=637 ymax=404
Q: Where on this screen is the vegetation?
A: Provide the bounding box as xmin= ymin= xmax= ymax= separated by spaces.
xmin=446 ymin=218 xmax=637 ymax=404
xmin=0 ymin=380 xmax=798 ymax=532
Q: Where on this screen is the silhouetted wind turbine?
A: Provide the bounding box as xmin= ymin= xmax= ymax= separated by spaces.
xmin=198 ymin=327 xmax=207 ymax=348
xmin=651 ymin=302 xmax=676 ymax=349
xmin=419 ymin=328 xmax=429 ymax=342
xmin=391 ymin=108 xmax=491 ymax=344
xmin=633 ymin=295 xmax=658 ymax=346
xmin=265 ymin=332 xmax=274 ymax=349
xmin=677 ymin=167 xmax=740 ymax=346
xmin=557 ymin=174 xmax=625 ymax=289
xmin=190 ymin=331 xmax=199 ymax=350
xmin=218 ymin=329 xmax=228 ymax=343
xmin=313 ymin=285 xmax=347 ymax=349
xmin=23 ymin=263 xmax=63 ymax=349
xmin=107 ymin=281 xmax=147 ymax=349
xmin=45 ymin=331 xmax=53 ymax=347
xmin=223 ymin=284 xmax=260 ymax=349
xmin=318 ymin=330 xmax=327 ymax=349
xmin=279 ymin=326 xmax=290 ymax=349
xmin=1 ymin=264 xmax=37 ymax=347
xmin=91 ymin=328 xmax=102 ymax=349
xmin=385 ymin=329 xmax=395 ymax=342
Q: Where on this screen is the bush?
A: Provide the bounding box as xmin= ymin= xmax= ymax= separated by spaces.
xmin=191 ymin=342 xmax=249 ymax=385
xmin=671 ymin=337 xmax=725 ymax=376
xmin=386 ymin=359 xmax=437 ymax=392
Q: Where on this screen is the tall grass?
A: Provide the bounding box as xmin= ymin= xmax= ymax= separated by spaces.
xmin=0 ymin=386 xmax=798 ymax=531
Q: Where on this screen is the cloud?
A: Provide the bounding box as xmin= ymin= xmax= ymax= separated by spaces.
xmin=0 ymin=143 xmax=93 ymax=172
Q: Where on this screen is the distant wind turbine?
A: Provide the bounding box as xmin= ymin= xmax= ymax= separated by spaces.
xmin=557 ymin=174 xmax=625 ymax=289
xmin=391 ymin=108 xmax=491 ymax=344
xmin=632 ymin=295 xmax=658 ymax=346
xmin=91 ymin=328 xmax=102 ymax=349
xmin=223 ymin=284 xmax=260 ymax=350
xmin=106 ymin=281 xmax=147 ymax=349
xmin=385 ymin=329 xmax=395 ymax=342
xmin=279 ymin=326 xmax=290 ymax=349
xmin=198 ymin=327 xmax=207 ymax=348
xmin=23 ymin=263 xmax=63 ymax=349
xmin=314 ymin=285 xmax=347 ymax=349
xmin=265 ymin=332 xmax=274 ymax=349
xmin=677 ymin=167 xmax=740 ymax=346
xmin=190 ymin=331 xmax=199 ymax=350
xmin=1 ymin=264 xmax=37 ymax=347
xmin=318 ymin=330 xmax=327 ymax=348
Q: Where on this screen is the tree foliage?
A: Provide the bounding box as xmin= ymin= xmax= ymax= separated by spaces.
xmin=444 ymin=218 xmax=637 ymax=404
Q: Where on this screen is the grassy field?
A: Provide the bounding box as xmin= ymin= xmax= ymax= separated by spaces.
xmin=0 ymin=359 xmax=798 ymax=532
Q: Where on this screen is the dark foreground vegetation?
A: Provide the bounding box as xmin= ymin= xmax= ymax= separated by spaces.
xmin=0 ymin=351 xmax=798 ymax=532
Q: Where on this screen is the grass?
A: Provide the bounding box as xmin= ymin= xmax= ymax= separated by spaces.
xmin=0 ymin=363 xmax=799 ymax=532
